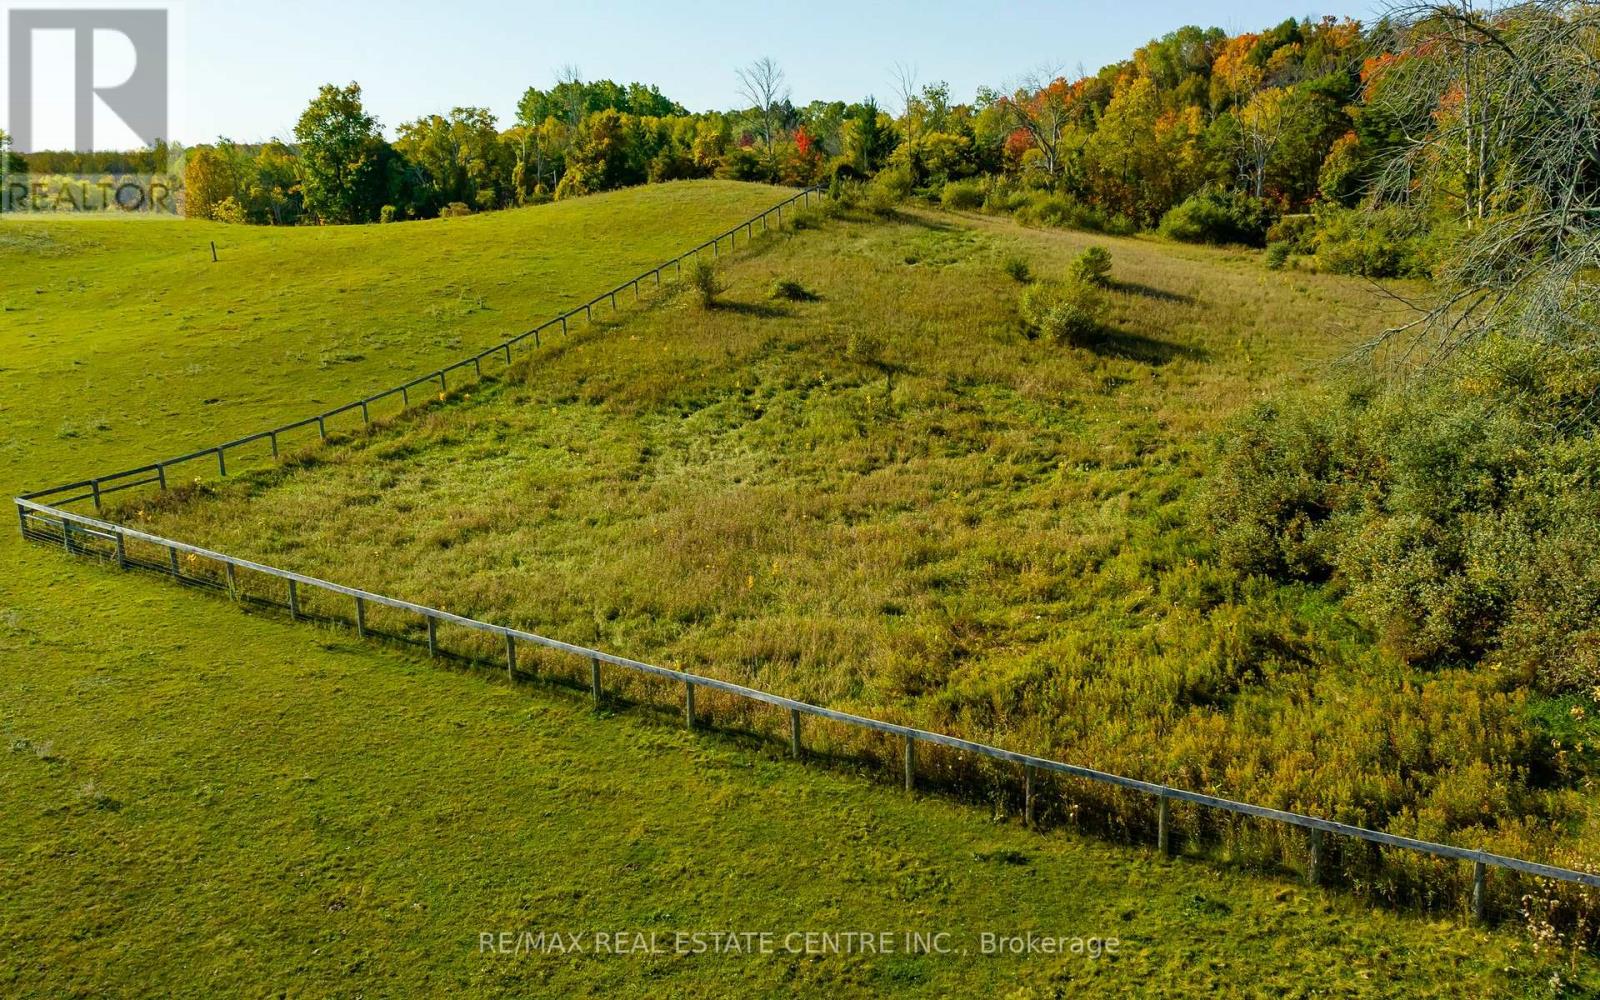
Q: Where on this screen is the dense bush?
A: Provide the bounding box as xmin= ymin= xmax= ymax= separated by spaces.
xmin=1310 ymin=205 xmax=1433 ymax=278
xmin=1019 ymin=278 xmax=1105 ymax=346
xmin=1158 ymin=188 xmax=1274 ymax=246
xmin=1208 ymin=338 xmax=1600 ymax=690
xmin=1070 ymin=246 xmax=1113 ymax=286
xmin=687 ymin=258 xmax=724 ymax=307
xmin=1007 ymin=190 xmax=1135 ymax=235
xmin=939 ymin=178 xmax=984 ymax=210
xmin=1000 ymin=255 xmax=1031 ymax=283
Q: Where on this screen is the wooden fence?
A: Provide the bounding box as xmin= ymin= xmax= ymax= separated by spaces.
xmin=13 ymin=184 xmax=1600 ymax=927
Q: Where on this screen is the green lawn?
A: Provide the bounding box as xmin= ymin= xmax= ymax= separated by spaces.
xmin=2 ymin=183 xmax=1594 ymax=997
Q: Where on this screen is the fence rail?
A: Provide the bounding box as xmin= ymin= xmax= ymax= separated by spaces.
xmin=20 ymin=184 xmax=824 ymax=511
xmin=13 ymin=183 xmax=1600 ymax=924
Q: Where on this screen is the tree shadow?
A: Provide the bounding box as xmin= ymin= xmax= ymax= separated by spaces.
xmin=1109 ymin=278 xmax=1197 ymax=306
xmin=1077 ymin=325 xmax=1208 ymax=365
xmin=711 ymin=300 xmax=792 ymax=319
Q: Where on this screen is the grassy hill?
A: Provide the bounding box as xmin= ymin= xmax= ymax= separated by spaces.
xmin=2 ymin=183 xmax=1594 ymax=996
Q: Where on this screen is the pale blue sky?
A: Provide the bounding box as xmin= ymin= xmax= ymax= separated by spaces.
xmin=180 ymin=0 xmax=1374 ymax=143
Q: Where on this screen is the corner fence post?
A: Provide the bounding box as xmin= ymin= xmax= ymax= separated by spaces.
xmin=1024 ymin=765 xmax=1036 ymax=829
xmin=505 ymin=633 xmax=517 ymax=680
xmin=1472 ymin=861 xmax=1487 ymax=922
xmin=684 ymin=681 xmax=696 ymax=729
xmin=903 ymin=734 xmax=916 ymax=794
xmin=1158 ymin=797 xmax=1171 ymax=856
xmin=1308 ymin=828 xmax=1324 ymax=886
xmin=590 ymin=658 xmax=602 ymax=706
xmin=789 ymin=709 xmax=803 ymax=759
xmin=354 ymin=596 xmax=366 ymax=636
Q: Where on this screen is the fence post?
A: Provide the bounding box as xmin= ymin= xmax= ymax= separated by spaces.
xmin=157 ymin=464 xmax=167 ymax=490
xmin=505 ymin=343 xmax=513 ymax=364
xmin=217 ymin=447 xmax=226 ymax=477
xmin=361 ymin=400 xmax=370 ymax=424
xmin=61 ymin=517 xmax=72 ymax=553
xmin=590 ymin=658 xmax=602 ymax=706
xmin=1024 ymin=765 xmax=1036 ymax=829
xmin=562 ymin=315 xmax=569 ymax=335
xmin=1472 ymin=861 xmax=1487 ymax=922
xmin=168 ymin=544 xmax=180 ymax=577
xmin=354 ymin=596 xmax=366 ymax=636
xmin=225 ymin=561 xmax=237 ymax=599
xmin=903 ymin=734 xmax=916 ymax=794
xmin=114 ymin=531 xmax=127 ymax=570
xmin=534 ymin=327 xmax=541 ymax=348
xmin=270 ymin=431 xmax=279 ymax=457
xmin=505 ymin=633 xmax=517 ymax=680
xmin=1308 ymin=828 xmax=1324 ymax=886
xmin=91 ymin=480 xmax=102 ymax=512
xmin=402 ymin=386 xmax=410 ymax=407
xmin=288 ymin=580 xmax=300 ymax=620
xmin=438 ymin=371 xmax=447 ymax=394
xmin=1158 ymin=797 xmax=1171 ymax=856
xmin=684 ymin=681 xmax=697 ymax=729
xmin=790 ymin=709 xmax=803 ymax=759
xmin=426 ymin=616 xmax=438 ymax=657
xmin=317 ymin=417 xmax=326 ymax=440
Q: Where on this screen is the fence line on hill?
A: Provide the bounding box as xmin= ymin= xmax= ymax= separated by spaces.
xmin=19 ymin=185 xmax=823 ymax=512
xmin=13 ymin=184 xmax=1600 ymax=926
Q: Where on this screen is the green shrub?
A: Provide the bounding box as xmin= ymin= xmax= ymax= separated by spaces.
xmin=940 ymin=179 xmax=984 ymax=210
xmin=1264 ymin=241 xmax=1292 ymax=270
xmin=1019 ymin=279 xmax=1105 ymax=346
xmin=687 ymin=258 xmax=724 ymax=308
xmin=1071 ymin=246 xmax=1113 ymax=286
xmin=1011 ymin=191 xmax=1135 ymax=235
xmin=379 ymin=204 xmax=398 ymax=225
xmin=439 ymin=202 xmax=472 ymax=218
xmin=866 ymin=166 xmax=914 ymax=216
xmin=1158 ymin=189 xmax=1274 ymax=246
xmin=1310 ymin=205 xmax=1433 ymax=278
xmin=769 ymin=278 xmax=816 ymax=301
xmin=1001 ymin=255 xmax=1031 ymax=283
xmin=1207 ymin=338 xmax=1600 ymax=689
xmin=1266 ymin=214 xmax=1315 ymax=253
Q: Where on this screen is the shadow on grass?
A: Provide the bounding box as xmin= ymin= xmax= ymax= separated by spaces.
xmin=1109 ymin=278 xmax=1197 ymax=306
xmin=1075 ymin=325 xmax=1208 ymax=365
xmin=710 ymin=299 xmax=792 ymax=319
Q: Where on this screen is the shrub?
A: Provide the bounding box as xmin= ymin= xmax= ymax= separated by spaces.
xmin=1265 ymin=214 xmax=1315 ymax=253
xmin=1158 ymin=189 xmax=1274 ymax=246
xmin=1264 ymin=241 xmax=1292 ymax=270
xmin=1206 ymin=338 xmax=1600 ymax=690
xmin=1001 ymin=255 xmax=1031 ymax=283
xmin=687 ymin=258 xmax=724 ymax=307
xmin=1010 ymin=191 xmax=1135 ymax=236
xmin=770 ymin=278 xmax=816 ymax=301
xmin=1310 ymin=204 xmax=1433 ymax=278
xmin=1019 ymin=279 xmax=1105 ymax=346
xmin=940 ymin=179 xmax=984 ymax=210
xmin=439 ymin=202 xmax=472 ymax=218
xmin=866 ymin=166 xmax=914 ymax=216
xmin=1070 ymin=246 xmax=1113 ymax=286
xmin=379 ymin=204 xmax=398 ymax=225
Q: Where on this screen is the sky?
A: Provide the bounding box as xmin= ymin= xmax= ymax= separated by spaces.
xmin=6 ymin=0 xmax=1383 ymax=149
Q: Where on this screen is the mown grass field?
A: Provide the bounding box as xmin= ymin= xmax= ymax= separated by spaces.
xmin=3 ymin=182 xmax=1596 ymax=997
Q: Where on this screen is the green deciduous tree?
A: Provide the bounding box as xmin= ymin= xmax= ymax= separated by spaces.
xmin=294 ymin=82 xmax=390 ymax=224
